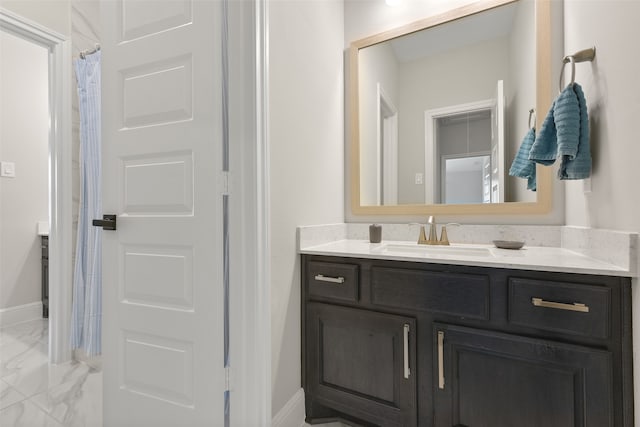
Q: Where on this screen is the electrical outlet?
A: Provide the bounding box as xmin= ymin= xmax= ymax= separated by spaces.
xmin=415 ymin=173 xmax=423 ymax=185
xmin=0 ymin=161 xmax=15 ymax=178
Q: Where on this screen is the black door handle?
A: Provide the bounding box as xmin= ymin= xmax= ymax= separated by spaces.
xmin=92 ymin=214 xmax=117 ymax=231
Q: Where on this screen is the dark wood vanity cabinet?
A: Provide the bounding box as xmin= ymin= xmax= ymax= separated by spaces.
xmin=41 ymin=236 xmax=49 ymax=318
xmin=301 ymin=255 xmax=633 ymax=427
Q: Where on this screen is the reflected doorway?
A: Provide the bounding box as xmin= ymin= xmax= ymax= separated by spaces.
xmin=425 ymin=80 xmax=505 ymax=204
xmin=378 ymin=83 xmax=398 ymax=205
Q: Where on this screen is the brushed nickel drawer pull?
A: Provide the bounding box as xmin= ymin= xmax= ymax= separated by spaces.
xmin=403 ymin=324 xmax=410 ymax=379
xmin=437 ymin=331 xmax=445 ymax=389
xmin=532 ymin=297 xmax=589 ymax=313
xmin=314 ymin=274 xmax=345 ymax=284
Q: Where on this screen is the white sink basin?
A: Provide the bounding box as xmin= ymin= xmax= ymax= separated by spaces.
xmin=374 ymin=243 xmax=493 ymax=258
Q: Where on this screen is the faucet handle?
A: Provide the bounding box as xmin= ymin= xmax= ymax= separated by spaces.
xmin=439 ymin=223 xmax=460 ymax=246
xmin=410 ymin=222 xmax=429 ymax=244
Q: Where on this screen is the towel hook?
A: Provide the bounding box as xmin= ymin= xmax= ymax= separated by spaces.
xmin=528 ymin=108 xmax=536 ymax=130
xmin=558 ymin=47 xmax=596 ymax=93
xmin=558 ymin=55 xmax=576 ymax=93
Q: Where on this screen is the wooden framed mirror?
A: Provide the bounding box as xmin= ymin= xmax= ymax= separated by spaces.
xmin=350 ymin=0 xmax=553 ymax=216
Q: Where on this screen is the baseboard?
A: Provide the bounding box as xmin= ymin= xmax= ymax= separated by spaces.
xmin=272 ymin=388 xmax=306 ymax=427
xmin=0 ymin=302 xmax=43 ymax=327
xmin=73 ymin=348 xmax=102 ymax=371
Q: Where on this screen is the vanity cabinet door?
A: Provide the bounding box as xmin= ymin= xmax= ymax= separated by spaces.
xmin=433 ymin=324 xmax=613 ymax=427
xmin=306 ymin=303 xmax=417 ymax=427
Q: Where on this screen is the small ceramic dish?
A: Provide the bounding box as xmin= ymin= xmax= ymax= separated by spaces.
xmin=493 ymin=240 xmax=525 ymax=250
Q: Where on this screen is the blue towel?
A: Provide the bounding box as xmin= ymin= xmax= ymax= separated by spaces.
xmin=509 ymin=127 xmax=537 ymax=191
xmin=528 ymin=83 xmax=591 ymax=179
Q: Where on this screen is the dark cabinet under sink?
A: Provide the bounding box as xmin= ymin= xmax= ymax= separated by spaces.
xmin=301 ymin=255 xmax=633 ymax=427
xmin=433 ymin=324 xmax=613 ymax=427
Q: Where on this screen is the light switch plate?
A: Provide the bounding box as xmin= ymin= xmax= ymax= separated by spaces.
xmin=415 ymin=173 xmax=423 ymax=185
xmin=0 ymin=161 xmax=16 ymax=178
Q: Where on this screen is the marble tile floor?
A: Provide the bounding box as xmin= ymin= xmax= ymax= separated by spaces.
xmin=0 ymin=319 xmax=344 ymax=427
xmin=0 ymin=319 xmax=102 ymax=427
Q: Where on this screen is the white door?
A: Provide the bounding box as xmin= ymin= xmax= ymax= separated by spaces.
xmin=490 ymin=79 xmax=505 ymax=202
xmin=101 ymin=1 xmax=225 ymax=425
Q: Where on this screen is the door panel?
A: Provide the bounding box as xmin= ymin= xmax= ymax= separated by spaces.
xmin=434 ymin=324 xmax=613 ymax=427
xmin=321 ymin=322 xmax=395 ymax=402
xmin=121 ymin=245 xmax=193 ymax=310
xmin=121 ymin=55 xmax=193 ymax=127
xmin=120 ymin=330 xmax=195 ymax=406
xmin=307 ymin=303 xmax=417 ymax=427
xmin=119 ymin=0 xmax=192 ymax=42
xmin=101 ymin=0 xmax=224 ymax=425
xmin=121 ymin=152 xmax=194 ymax=214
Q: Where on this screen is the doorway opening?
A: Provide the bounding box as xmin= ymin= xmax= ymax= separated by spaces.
xmin=0 ymin=9 xmax=73 ymax=364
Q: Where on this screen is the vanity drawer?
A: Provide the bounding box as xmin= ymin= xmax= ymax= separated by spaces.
xmin=508 ymin=278 xmax=611 ymax=339
xmin=307 ymin=261 xmax=359 ymax=303
xmin=371 ymin=267 xmax=490 ymax=320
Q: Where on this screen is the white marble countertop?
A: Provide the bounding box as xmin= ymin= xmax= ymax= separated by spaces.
xmin=37 ymin=221 xmax=49 ymax=236
xmin=299 ymin=239 xmax=633 ymax=277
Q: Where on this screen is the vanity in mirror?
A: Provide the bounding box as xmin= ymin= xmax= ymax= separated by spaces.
xmin=350 ymin=0 xmax=555 ymax=215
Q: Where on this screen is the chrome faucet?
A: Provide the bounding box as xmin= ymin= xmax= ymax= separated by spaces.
xmin=416 ymin=216 xmax=460 ymax=245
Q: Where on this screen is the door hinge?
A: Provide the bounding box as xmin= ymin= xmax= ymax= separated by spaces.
xmin=225 ymin=366 xmax=232 ymax=392
xmin=221 ymin=171 xmax=230 ymax=196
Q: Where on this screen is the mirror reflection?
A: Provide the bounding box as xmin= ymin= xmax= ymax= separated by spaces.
xmin=357 ymin=0 xmax=536 ymax=206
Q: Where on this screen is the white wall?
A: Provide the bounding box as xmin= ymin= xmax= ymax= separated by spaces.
xmin=0 ymin=31 xmax=50 ymax=309
xmin=1 ymin=1 xmax=70 ymax=37
xmin=562 ymin=2 xmax=640 ymax=423
xmin=563 ymin=0 xmax=640 ymax=231
xmin=269 ymin=0 xmax=345 ymax=416
xmin=359 ymin=42 xmax=399 ymax=205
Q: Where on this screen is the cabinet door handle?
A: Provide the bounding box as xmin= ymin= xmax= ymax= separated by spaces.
xmin=403 ymin=324 xmax=410 ymax=379
xmin=437 ymin=331 xmax=445 ymax=389
xmin=532 ymin=297 xmax=589 ymax=313
xmin=314 ymin=274 xmax=345 ymax=284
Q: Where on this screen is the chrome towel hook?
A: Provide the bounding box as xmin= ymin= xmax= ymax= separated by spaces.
xmin=559 ymin=47 xmax=596 ymax=93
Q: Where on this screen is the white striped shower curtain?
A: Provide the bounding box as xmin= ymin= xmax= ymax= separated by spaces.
xmin=71 ymin=50 xmax=102 ymax=356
